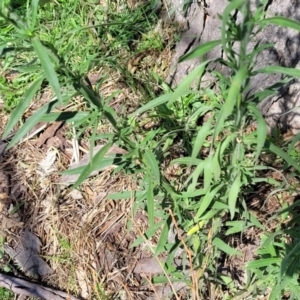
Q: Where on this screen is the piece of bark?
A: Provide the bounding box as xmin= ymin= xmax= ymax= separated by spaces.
xmin=133 ymin=257 xmax=188 ymax=274
xmin=36 ymin=122 xmax=64 ymax=148
xmin=0 ymin=272 xmax=81 ymax=300
xmin=4 ymin=229 xmax=53 ymax=278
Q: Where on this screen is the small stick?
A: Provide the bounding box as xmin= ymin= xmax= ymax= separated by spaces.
xmin=0 ymin=272 xmax=81 ymax=300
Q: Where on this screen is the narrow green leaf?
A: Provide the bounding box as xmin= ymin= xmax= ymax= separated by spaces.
xmin=268 ymin=141 xmax=300 ymax=173
xmin=181 ymin=188 xmax=206 ymax=198
xmin=3 ymin=75 xmax=44 ymax=139
xmin=169 ymin=62 xmax=210 ymax=106
xmin=144 ymin=149 xmax=160 ymax=183
xmin=288 ymin=132 xmax=300 ymax=153
xmin=60 ymin=154 xmax=122 ymax=175
xmin=247 ymin=258 xmax=281 ymax=269
xmin=146 ymin=178 xmax=154 ymax=227
xmin=258 ymin=16 xmax=300 ymax=32
xmin=179 ymin=40 xmax=222 ymax=62
xmin=256 ymin=66 xmax=300 ymax=78
xmin=198 ymin=208 xmax=222 ymax=221
xmin=257 ymin=245 xmax=276 ymax=257
xmin=171 ymin=157 xmax=202 ymax=166
xmin=281 ymin=241 xmax=300 ymax=278
xmin=225 ymin=221 xmax=245 ymax=235
xmin=187 ymin=160 xmax=205 ymax=192
xmin=40 ymin=111 xmax=89 ymax=123
xmin=132 ymin=63 xmax=209 ymax=117
xmin=221 ymin=0 xmax=244 ymax=58
xmin=252 ymin=177 xmax=280 ymax=186
xmin=155 ymin=220 xmax=169 ymax=256
xmin=29 ymin=0 xmax=39 ymax=30
xmin=248 ymin=104 xmax=267 ymax=162
xmin=249 ymin=213 xmax=264 ymax=230
xmin=220 ymin=133 xmax=237 ymax=157
xmin=212 ymin=144 xmax=221 ymax=181
xmin=214 ymin=65 xmax=247 ymax=140
xmin=132 ymin=93 xmax=174 ymax=116
xmin=130 ymin=221 xmax=164 ymax=248
xmin=31 ymin=37 xmax=62 ymax=102
xmin=228 ymin=172 xmax=241 ymax=219
xmin=213 ymin=237 xmax=242 ymax=256
xmin=261 ymin=231 xmax=284 ymax=248
xmin=7 ymin=99 xmax=59 ymax=149
xmin=203 ymin=155 xmax=213 ymax=191
xmin=73 ymin=141 xmax=113 ymax=188
xmin=106 ymin=190 xmax=146 ymax=200
xmin=190 ymin=117 xmax=213 ymax=166
xmin=194 ymin=185 xmax=222 ymax=220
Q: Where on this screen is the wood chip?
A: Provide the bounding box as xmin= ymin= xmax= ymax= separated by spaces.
xmin=36 ymin=122 xmax=64 ymax=148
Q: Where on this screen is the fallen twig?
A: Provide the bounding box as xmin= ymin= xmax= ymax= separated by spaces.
xmin=0 ymin=272 xmax=81 ymax=300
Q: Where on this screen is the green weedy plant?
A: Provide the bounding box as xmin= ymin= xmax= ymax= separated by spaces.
xmin=127 ymin=0 xmax=300 ymax=298
xmin=3 ymin=0 xmax=300 ymax=298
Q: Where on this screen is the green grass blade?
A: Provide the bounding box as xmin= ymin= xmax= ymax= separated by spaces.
xmin=194 ymin=185 xmax=222 ymax=220
xmin=155 ymin=219 xmax=169 ymax=256
xmin=73 ymin=141 xmax=113 ymax=188
xmin=132 ymin=93 xmax=174 ymax=116
xmin=179 ymin=40 xmax=222 ymax=62
xmin=188 ymin=160 xmax=205 ymax=192
xmin=280 ymin=241 xmax=300 ymax=278
xmin=190 ymin=117 xmax=212 ymax=166
xmin=146 ymin=178 xmax=154 ymax=227
xmin=268 ymin=141 xmax=300 ymax=173
xmin=261 ymin=231 xmax=284 ymax=248
xmin=247 ymin=258 xmax=281 ymax=269
xmin=169 ymin=61 xmax=210 ymax=106
xmin=212 ymin=145 xmax=221 ymax=181
xmin=40 ymin=111 xmax=90 ymax=123
xmin=228 ymin=172 xmax=241 ymax=219
xmin=203 ymin=156 xmax=213 ymax=191
xmin=171 ymin=157 xmax=202 ymax=166
xmin=213 ymin=237 xmax=242 ymax=256
xmin=130 ymin=221 xmax=165 ymax=248
xmin=3 ymin=75 xmax=44 ymax=139
xmin=181 ymin=188 xmax=206 ymax=198
xmin=249 ymin=213 xmax=264 ymax=230
xmin=106 ymin=190 xmax=146 ymax=200
xmin=132 ymin=62 xmax=209 ymax=117
xmin=221 ymin=0 xmax=244 ymax=57
xmin=214 ymin=65 xmax=247 ymax=140
xmin=144 ymin=149 xmax=160 ymax=183
xmin=60 ymin=154 xmax=122 ymax=175
xmin=255 ymin=66 xmax=300 ymax=78
xmin=248 ymin=104 xmax=267 ymax=162
xmin=7 ymin=99 xmax=59 ymax=149
xmin=29 ymin=0 xmax=39 ymax=30
xmin=31 ymin=37 xmax=62 ymax=102
xmin=258 ymin=17 xmax=300 ymax=32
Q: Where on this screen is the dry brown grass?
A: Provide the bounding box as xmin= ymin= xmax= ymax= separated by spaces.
xmin=0 ymin=109 xmax=161 ymax=299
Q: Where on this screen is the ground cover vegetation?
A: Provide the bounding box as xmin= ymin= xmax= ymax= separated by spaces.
xmin=2 ymin=0 xmax=300 ymax=299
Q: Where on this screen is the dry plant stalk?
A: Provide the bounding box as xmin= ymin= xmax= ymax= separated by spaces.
xmin=169 ymin=209 xmax=199 ymax=300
